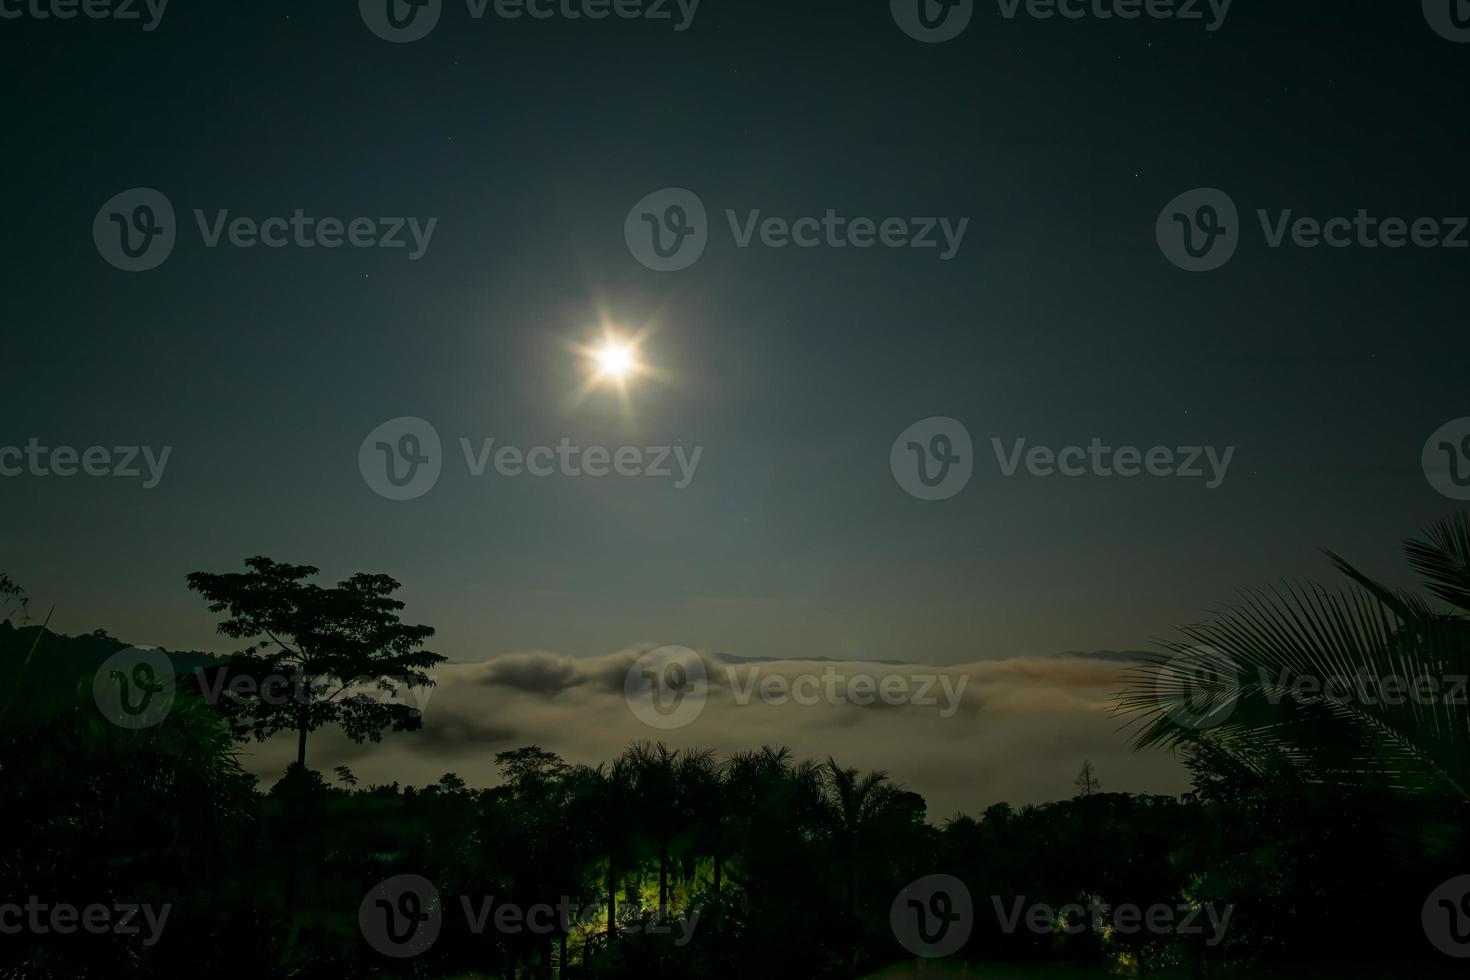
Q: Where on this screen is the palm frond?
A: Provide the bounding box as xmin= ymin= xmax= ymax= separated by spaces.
xmin=1119 ymin=523 xmax=1470 ymax=803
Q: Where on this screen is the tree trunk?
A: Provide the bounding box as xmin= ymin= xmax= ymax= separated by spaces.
xmin=659 ymin=838 xmax=669 ymax=919
xmin=846 ymin=855 xmax=857 ymax=969
xmin=606 ymin=855 xmax=617 ymax=937
xmin=287 ymin=714 xmax=309 ymax=925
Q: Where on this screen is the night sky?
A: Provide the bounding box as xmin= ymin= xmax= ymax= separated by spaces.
xmin=3 ymin=0 xmax=1468 ymax=802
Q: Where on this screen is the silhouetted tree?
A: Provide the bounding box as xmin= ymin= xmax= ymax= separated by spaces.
xmin=0 ymin=572 xmax=27 ymax=623
xmin=186 ymin=556 xmax=444 ymax=768
xmin=1122 ymin=513 xmax=1470 ymax=802
xmin=628 ymin=741 xmax=713 ymax=921
xmin=1074 ymin=760 xmax=1101 ymax=797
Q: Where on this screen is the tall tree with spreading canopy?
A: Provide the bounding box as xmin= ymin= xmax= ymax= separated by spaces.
xmin=186 ymin=556 xmax=443 ymax=768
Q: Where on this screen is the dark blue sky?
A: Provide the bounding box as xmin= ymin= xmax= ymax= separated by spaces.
xmin=2 ymin=0 xmax=1467 ymax=666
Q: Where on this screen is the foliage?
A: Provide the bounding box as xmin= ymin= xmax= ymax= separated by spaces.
xmin=1120 ymin=513 xmax=1470 ymax=801
xmin=185 ymin=556 xmax=445 ymax=766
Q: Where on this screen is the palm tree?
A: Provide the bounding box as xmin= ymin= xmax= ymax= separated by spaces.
xmin=567 ymin=755 xmax=636 ymax=940
xmin=626 ymin=741 xmax=715 ymax=921
xmin=1119 ymin=512 xmax=1470 ymax=801
xmin=821 ymin=759 xmax=899 ymax=943
xmin=716 ymin=747 xmax=792 ymax=900
xmin=676 ymin=747 xmax=720 ymax=894
xmin=627 ymin=741 xmax=679 ymax=920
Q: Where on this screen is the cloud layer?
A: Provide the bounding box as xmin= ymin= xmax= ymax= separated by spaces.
xmin=236 ymin=648 xmax=1190 ymax=817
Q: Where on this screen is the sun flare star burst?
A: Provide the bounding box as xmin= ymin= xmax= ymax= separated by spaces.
xmin=595 ymin=342 xmax=636 ymax=381
xmin=566 ymin=320 xmax=664 ymax=415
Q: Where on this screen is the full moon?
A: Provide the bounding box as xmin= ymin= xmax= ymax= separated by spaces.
xmin=594 ymin=342 xmax=636 ymax=381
